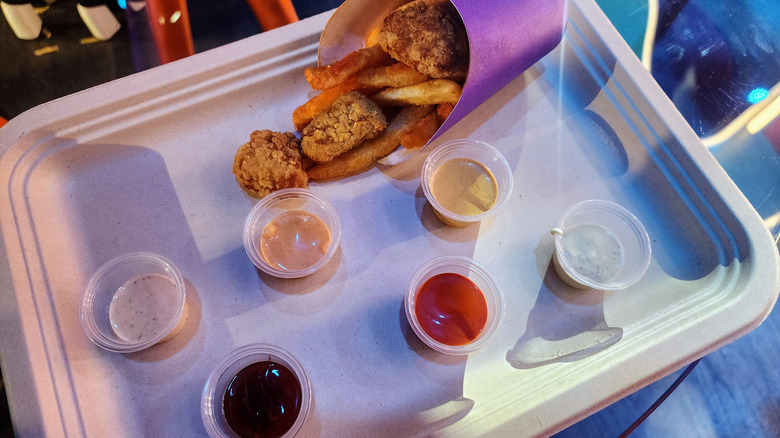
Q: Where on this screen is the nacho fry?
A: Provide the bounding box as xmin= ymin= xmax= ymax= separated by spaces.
xmin=371 ymin=79 xmax=462 ymax=106
xmin=350 ymin=62 xmax=427 ymax=89
xmin=399 ymin=102 xmax=456 ymax=149
xmin=436 ymin=102 xmax=455 ymax=120
xmin=292 ymin=82 xmax=356 ymax=131
xmin=399 ymin=102 xmax=455 ymax=149
xmin=307 ymin=104 xmax=434 ymax=180
xmin=400 ymin=111 xmax=438 ymax=149
xmin=366 ymin=27 xmax=381 ymax=47
xmin=305 ymin=44 xmax=392 ymax=90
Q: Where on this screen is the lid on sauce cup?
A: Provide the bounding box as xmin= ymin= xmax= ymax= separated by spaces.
xmin=318 ymin=0 xmax=568 ymax=163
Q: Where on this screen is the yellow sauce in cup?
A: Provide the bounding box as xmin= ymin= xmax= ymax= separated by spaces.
xmin=430 ymin=158 xmax=498 ymax=217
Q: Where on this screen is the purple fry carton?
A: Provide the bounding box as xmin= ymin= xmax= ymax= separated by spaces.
xmin=318 ymin=0 xmax=568 ymax=163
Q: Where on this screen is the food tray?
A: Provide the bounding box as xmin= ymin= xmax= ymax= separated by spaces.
xmin=1 ymin=0 xmax=778 ymax=436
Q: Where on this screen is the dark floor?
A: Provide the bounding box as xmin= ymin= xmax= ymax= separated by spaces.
xmin=0 ymin=0 xmax=342 ymax=121
xmin=0 ymin=378 xmax=10 ymax=438
xmin=1 ymin=1 xmax=779 ymax=437
xmin=1 ymin=0 xmax=141 ymax=120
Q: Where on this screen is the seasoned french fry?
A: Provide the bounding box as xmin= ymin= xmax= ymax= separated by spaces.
xmin=292 ymin=82 xmax=356 ymax=131
xmin=307 ymin=105 xmax=434 ymax=180
xmin=350 ymin=62 xmax=427 ymax=89
xmin=304 ymin=45 xmax=392 ymax=90
xmin=400 ymin=110 xmax=438 ymax=149
xmin=436 ymin=102 xmax=455 ymax=120
xmin=400 ymin=102 xmax=456 ymax=149
xmin=371 ymin=79 xmax=462 ymax=106
xmin=366 ymin=27 xmax=381 ymax=47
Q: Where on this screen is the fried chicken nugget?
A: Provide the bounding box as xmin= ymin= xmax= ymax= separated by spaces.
xmin=301 ymin=91 xmax=387 ymax=163
xmin=233 ymin=130 xmax=308 ymax=198
xmin=377 ymin=0 xmax=469 ymax=80
xmin=307 ymin=104 xmax=434 ymax=180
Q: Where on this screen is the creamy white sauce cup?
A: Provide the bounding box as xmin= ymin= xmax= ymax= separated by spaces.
xmin=552 ymin=200 xmax=652 ymax=291
xmin=80 ymin=252 xmax=187 ymax=353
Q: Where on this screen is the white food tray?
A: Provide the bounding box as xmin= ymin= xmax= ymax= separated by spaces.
xmin=1 ymin=0 xmax=778 ymax=436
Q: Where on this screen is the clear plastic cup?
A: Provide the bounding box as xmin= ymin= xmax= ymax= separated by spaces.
xmin=201 ymin=344 xmax=312 ymax=438
xmin=80 ymin=252 xmax=187 ymax=353
xmin=551 ymin=200 xmax=652 ymax=291
xmin=405 ymin=256 xmax=505 ymax=355
xmin=421 ymin=139 xmax=513 ymax=227
xmin=243 ymin=188 xmax=341 ymax=279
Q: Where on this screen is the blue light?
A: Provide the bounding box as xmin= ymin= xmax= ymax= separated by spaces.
xmin=748 ymin=87 xmax=769 ymax=104
xmin=117 ymin=0 xmax=126 ymax=9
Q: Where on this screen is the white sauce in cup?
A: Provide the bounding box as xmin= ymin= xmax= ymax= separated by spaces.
xmin=560 ymin=223 xmax=624 ymax=283
xmin=109 ymin=273 xmax=181 ymax=343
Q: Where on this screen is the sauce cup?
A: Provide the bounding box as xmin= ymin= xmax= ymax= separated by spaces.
xmin=243 ymin=188 xmax=341 ymax=279
xmin=551 ymin=200 xmax=652 ymax=291
xmin=201 ymin=343 xmax=312 ymax=438
xmin=80 ymin=252 xmax=187 ymax=353
xmin=421 ymin=139 xmax=513 ymax=227
xmin=405 ymin=256 xmax=505 ymax=355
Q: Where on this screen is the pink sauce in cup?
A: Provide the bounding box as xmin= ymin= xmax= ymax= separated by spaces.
xmin=260 ymin=210 xmax=331 ymax=271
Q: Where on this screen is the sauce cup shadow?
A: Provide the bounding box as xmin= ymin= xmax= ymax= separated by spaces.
xmin=398 ymin=302 xmax=476 ymax=435
xmin=506 ymin=259 xmax=623 ymax=369
xmin=415 ymin=185 xmax=487 ymax=243
xmin=254 ymin=245 xmax=343 ymax=296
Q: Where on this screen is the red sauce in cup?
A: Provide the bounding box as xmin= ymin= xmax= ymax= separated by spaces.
xmin=415 ymin=273 xmax=488 ymax=346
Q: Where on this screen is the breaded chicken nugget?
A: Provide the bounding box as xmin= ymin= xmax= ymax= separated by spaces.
xmin=301 ymin=91 xmax=386 ymax=163
xmin=233 ymin=130 xmax=308 ymax=198
xmin=377 ymin=0 xmax=469 ymax=80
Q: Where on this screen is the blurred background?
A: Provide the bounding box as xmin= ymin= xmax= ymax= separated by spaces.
xmin=1 ymin=0 xmax=779 ymax=436
xmin=0 ymin=0 xmax=342 ymax=122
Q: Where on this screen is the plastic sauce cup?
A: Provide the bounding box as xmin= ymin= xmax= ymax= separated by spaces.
xmin=551 ymin=200 xmax=652 ymax=291
xmin=243 ymin=188 xmax=341 ymax=279
xmin=421 ymin=139 xmax=513 ymax=227
xmin=405 ymin=256 xmax=505 ymax=355
xmin=201 ymin=344 xmax=312 ymax=438
xmin=80 ymin=252 xmax=187 ymax=353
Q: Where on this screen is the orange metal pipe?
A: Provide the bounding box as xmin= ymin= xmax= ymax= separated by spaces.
xmin=146 ymin=0 xmax=195 ymax=64
xmin=246 ymin=0 xmax=299 ymax=31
